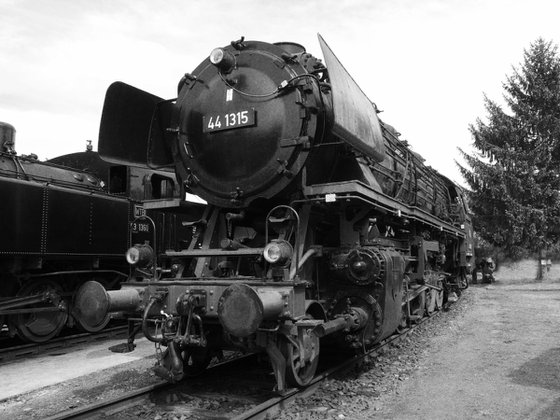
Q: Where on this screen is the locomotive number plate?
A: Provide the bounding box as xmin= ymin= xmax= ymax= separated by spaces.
xmin=131 ymin=221 xmax=151 ymax=233
xmin=202 ymin=109 xmax=256 ymax=133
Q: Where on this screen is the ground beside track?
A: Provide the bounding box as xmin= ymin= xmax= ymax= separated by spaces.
xmin=0 ymin=337 xmax=155 ymax=400
xmin=278 ymin=277 xmax=560 ymax=420
xmin=0 ymin=337 xmax=159 ymax=418
xmin=1 ymin=274 xmax=559 ymax=419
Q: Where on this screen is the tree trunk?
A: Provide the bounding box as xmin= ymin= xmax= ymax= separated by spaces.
xmin=536 ymin=249 xmax=546 ymax=281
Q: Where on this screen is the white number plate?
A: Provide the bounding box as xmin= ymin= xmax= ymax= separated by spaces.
xmin=131 ymin=222 xmax=151 ymax=233
xmin=203 ymin=109 xmax=256 ymax=133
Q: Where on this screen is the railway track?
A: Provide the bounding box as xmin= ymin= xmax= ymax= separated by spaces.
xmin=0 ymin=325 xmax=128 ymax=364
xmin=44 ymin=311 xmax=442 ymax=420
xmin=238 ymin=312 xmax=440 ymax=420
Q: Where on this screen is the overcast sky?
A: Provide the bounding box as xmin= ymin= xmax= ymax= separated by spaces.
xmin=1 ymin=0 xmax=560 ymax=184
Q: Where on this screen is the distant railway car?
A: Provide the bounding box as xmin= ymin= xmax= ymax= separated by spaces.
xmin=0 ymin=121 xmax=189 ymax=342
xmin=76 ymin=36 xmax=474 ymax=391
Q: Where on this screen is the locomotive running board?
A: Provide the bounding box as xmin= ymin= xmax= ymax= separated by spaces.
xmin=303 ymin=180 xmax=466 ymax=237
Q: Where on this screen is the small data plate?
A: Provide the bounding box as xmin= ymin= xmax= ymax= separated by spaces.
xmin=203 ymin=109 xmax=256 ymax=133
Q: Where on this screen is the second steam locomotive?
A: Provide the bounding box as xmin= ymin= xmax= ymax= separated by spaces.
xmin=77 ymin=35 xmax=474 ymax=390
xmin=0 ymin=122 xmax=187 ymax=343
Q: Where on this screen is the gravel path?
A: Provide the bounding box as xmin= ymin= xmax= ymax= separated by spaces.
xmin=2 ymin=276 xmax=558 ymax=419
xmin=279 ymin=279 xmax=560 ymax=419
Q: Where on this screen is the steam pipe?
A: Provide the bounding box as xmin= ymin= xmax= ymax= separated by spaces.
xmin=290 ymin=247 xmax=318 ymax=279
xmin=313 ymin=317 xmax=348 ymax=338
xmin=313 ymin=307 xmax=370 ymax=338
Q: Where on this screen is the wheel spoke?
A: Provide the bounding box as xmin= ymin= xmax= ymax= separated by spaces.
xmin=281 ymin=325 xmax=320 ymax=387
xmin=11 ymin=279 xmax=67 ymax=343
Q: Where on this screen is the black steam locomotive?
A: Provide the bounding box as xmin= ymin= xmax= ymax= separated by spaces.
xmin=76 ymin=36 xmax=474 ymax=391
xmin=0 ymin=121 xmax=187 ymax=343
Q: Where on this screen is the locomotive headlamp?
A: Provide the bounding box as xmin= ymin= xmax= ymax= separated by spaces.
xmin=344 ymin=248 xmax=382 ymax=286
xmin=209 ymin=48 xmax=236 ymax=73
xmin=351 ymin=259 xmax=368 ymax=275
xmin=263 ymin=240 xmax=293 ymax=266
xmin=126 ymin=243 xmax=154 ymax=268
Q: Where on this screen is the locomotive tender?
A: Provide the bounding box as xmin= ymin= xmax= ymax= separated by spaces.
xmin=77 ymin=35 xmax=474 ymax=390
xmin=0 ymin=121 xmax=183 ymax=343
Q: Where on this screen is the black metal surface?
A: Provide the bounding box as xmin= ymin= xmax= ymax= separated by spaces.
xmin=318 ymin=35 xmax=386 ymax=163
xmin=99 ymin=81 xmax=165 ymax=167
xmin=0 ymin=172 xmax=129 ymax=256
xmin=173 ymin=40 xmax=318 ymax=207
xmin=0 ymin=177 xmax=43 ymax=253
xmin=49 ymin=150 xmax=113 ymax=185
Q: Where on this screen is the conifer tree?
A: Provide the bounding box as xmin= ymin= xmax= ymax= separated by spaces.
xmin=459 ymin=38 xmax=560 ymax=267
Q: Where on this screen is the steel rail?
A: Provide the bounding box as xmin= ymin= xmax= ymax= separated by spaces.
xmin=42 ymin=382 xmax=170 ymax=420
xmin=41 ymin=307 xmax=446 ymax=420
xmin=235 ymin=311 xmax=442 ymax=420
xmin=44 ymin=352 xmax=256 ymax=419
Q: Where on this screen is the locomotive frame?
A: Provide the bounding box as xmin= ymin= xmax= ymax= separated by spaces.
xmin=76 ymin=35 xmax=474 ymax=391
